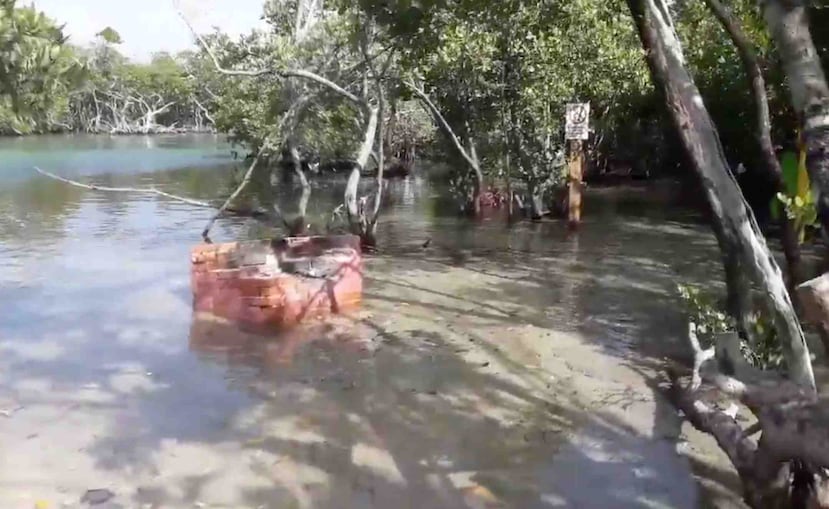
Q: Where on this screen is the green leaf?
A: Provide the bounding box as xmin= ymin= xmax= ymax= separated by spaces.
xmin=780 ymin=151 xmax=799 ymax=197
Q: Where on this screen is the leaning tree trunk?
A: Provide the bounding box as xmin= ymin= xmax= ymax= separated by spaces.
xmin=759 ymin=0 xmax=829 ymax=236
xmin=364 ymin=86 xmax=387 ymax=247
xmin=627 ymin=0 xmax=815 ymax=390
xmin=704 ymin=0 xmax=805 ymax=288
xmin=464 ymin=120 xmax=483 ymax=216
xmin=344 ymin=107 xmax=379 ymax=243
xmin=288 ymin=142 xmax=310 ymax=236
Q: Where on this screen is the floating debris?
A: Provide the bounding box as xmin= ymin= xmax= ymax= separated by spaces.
xmin=80 ymin=488 xmax=114 ymax=506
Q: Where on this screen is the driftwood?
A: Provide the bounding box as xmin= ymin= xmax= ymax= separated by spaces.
xmin=34 ymin=167 xmax=214 ymax=208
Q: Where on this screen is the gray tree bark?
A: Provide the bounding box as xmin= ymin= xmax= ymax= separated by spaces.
xmin=344 ymin=106 xmax=379 ymax=238
xmin=288 ymin=143 xmax=311 ymax=236
xmin=627 ymin=0 xmax=815 ymax=390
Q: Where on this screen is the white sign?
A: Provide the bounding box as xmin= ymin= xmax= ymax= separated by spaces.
xmin=565 ymin=103 xmax=590 ymax=140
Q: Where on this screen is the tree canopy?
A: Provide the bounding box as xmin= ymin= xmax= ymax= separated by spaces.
xmin=0 ymin=0 xmax=85 ymax=133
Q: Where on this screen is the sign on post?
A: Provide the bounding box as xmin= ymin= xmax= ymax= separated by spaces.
xmin=565 ymin=103 xmax=590 ymax=140
xmin=565 ymin=102 xmax=589 ymax=228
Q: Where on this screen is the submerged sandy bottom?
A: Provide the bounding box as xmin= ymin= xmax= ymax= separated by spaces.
xmin=0 ymin=243 xmax=744 ymax=508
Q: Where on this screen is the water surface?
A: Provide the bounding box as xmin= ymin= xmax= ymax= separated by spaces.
xmin=0 ymin=135 xmax=737 ymax=508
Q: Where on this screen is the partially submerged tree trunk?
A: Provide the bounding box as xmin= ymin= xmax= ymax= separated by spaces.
xmin=344 ymin=106 xmax=379 ymax=243
xmin=627 ymin=0 xmax=815 ymax=390
xmin=527 ymin=181 xmax=544 ymax=221
xmin=759 ymin=0 xmax=829 ymax=236
xmin=366 ymin=85 xmax=387 ymax=246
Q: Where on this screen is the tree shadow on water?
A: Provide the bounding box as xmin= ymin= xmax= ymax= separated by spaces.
xmin=358 ymin=218 xmax=741 ymax=507
xmin=178 ymin=316 xmax=582 ymax=508
xmin=154 ymin=304 xmax=701 ymax=508
xmin=0 ymin=209 xmax=738 ymax=508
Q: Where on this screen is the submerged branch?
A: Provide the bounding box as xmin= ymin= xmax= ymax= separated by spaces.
xmin=33 ymin=167 xmax=283 ymax=239
xmin=34 ymin=167 xmax=213 ymax=208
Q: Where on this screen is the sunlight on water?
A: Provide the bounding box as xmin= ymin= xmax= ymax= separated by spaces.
xmin=0 ymin=134 xmax=722 ymax=508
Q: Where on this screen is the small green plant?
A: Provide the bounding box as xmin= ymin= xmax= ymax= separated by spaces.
xmin=676 ymin=283 xmax=783 ymax=370
xmin=776 ymin=192 xmax=819 ymax=244
xmin=741 ymin=313 xmax=785 ymax=370
xmin=676 ymin=283 xmax=734 ymax=344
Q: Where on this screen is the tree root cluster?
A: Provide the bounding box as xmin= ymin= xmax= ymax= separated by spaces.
xmin=671 ymin=323 xmax=829 ymax=508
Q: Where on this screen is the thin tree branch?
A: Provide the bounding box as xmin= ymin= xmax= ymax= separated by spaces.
xmin=34 ymin=167 xmax=214 ymax=208
xmin=33 ymin=167 xmax=280 ymax=230
xmin=403 ymin=80 xmax=481 ymax=175
xmin=173 ymin=1 xmax=364 ymax=107
xmin=201 ymin=144 xmax=269 ymax=240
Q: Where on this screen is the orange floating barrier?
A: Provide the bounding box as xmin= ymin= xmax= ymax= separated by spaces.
xmin=190 ymin=235 xmax=363 ymax=329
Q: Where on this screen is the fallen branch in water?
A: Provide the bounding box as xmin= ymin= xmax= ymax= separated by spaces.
xmin=35 ymin=167 xmax=215 ymax=208
xmin=33 ymin=167 xmax=284 ymax=240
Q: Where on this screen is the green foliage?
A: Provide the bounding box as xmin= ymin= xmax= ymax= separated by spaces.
xmin=740 ymin=313 xmax=785 ymax=371
xmin=774 ymin=145 xmax=816 ymax=243
xmin=208 ymin=1 xmax=376 ymax=159
xmin=0 ymin=1 xmax=223 ymax=135
xmin=358 ymin=0 xmax=653 ymax=204
xmin=0 ymin=0 xmax=86 ymax=133
xmin=676 ymin=283 xmax=784 ymax=371
xmin=674 ymin=0 xmax=797 ymax=168
xmin=95 ymin=26 xmax=122 ymax=45
xmin=676 ymin=283 xmax=734 ymax=341
xmin=776 ymin=191 xmax=819 ymax=243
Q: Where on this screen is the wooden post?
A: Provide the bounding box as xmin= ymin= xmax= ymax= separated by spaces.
xmin=565 ymin=102 xmax=589 ymax=228
xmin=567 ymin=139 xmax=584 ymax=228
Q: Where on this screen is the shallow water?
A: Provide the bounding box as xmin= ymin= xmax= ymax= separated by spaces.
xmin=0 ymin=135 xmax=737 ymax=508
